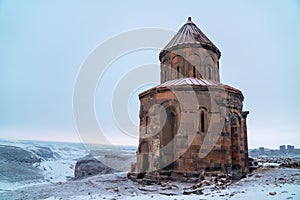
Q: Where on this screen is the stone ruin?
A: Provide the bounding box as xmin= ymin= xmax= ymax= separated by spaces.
xmin=130 ymin=17 xmax=249 ymax=181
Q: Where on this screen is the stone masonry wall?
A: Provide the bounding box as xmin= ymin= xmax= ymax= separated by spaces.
xmin=136 ymin=85 xmax=248 ymax=179
xmin=160 ymin=47 xmax=220 ymax=83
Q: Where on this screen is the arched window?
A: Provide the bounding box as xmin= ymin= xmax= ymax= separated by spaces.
xmin=172 ymin=55 xmax=183 ymax=80
xmin=201 ymin=111 xmax=205 ymax=132
xmin=208 ymin=66 xmax=212 ymax=79
xmin=203 ymin=55 xmax=214 ymax=79
xmin=198 ymin=108 xmax=207 ymax=133
xmin=165 ymin=66 xmax=168 ymax=81
xmin=193 ymin=66 xmax=196 ymax=78
xmin=145 ymin=115 xmax=149 ymax=134
xmin=162 ymin=58 xmax=169 ymax=82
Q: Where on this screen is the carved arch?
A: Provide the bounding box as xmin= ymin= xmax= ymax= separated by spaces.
xmin=198 ymin=106 xmax=208 ymax=133
xmin=188 ymin=53 xmax=201 ymax=68
xmin=203 ymin=55 xmax=215 ymax=79
xmin=171 ymin=55 xmax=185 ymax=79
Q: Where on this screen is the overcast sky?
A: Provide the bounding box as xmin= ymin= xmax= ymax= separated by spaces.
xmin=0 ymin=0 xmax=300 ymax=149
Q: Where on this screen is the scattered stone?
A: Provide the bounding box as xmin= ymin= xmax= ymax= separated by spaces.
xmin=219 ymin=178 xmax=228 ymax=183
xmin=159 ymin=191 xmax=177 ymax=196
xmin=201 ymin=180 xmax=211 ymax=186
xmin=138 ymin=186 xmax=157 ymax=192
xmin=216 ymin=181 xmax=222 ymax=186
xmin=269 ymin=191 xmax=277 ymax=196
xmin=183 ymin=189 xmax=203 ymax=195
xmin=249 ymin=157 xmax=259 ymax=172
xmin=141 ymin=178 xmax=157 ymax=185
xmin=161 ymin=185 xmax=172 ymax=190
xmin=254 ymin=157 xmax=300 ymax=169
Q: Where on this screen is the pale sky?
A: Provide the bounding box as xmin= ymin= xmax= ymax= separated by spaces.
xmin=0 ymin=0 xmax=300 ymax=149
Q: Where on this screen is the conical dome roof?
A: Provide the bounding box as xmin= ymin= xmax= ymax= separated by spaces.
xmin=159 ymin=17 xmax=221 ymax=61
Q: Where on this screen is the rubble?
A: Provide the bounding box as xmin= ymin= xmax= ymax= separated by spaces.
xmin=250 ymin=157 xmax=300 ymax=169
xmin=1 ymin=165 xmax=300 ymax=199
xmin=126 ymin=157 xmax=300 ymax=198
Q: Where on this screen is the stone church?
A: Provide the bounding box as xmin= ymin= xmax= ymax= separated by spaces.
xmin=133 ymin=17 xmax=249 ymax=180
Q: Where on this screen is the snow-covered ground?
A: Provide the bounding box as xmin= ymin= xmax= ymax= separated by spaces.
xmin=1 ymin=167 xmax=299 ymax=200
xmin=1 ymin=139 xmax=299 ymax=200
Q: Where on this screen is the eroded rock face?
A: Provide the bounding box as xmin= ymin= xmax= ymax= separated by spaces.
xmin=74 ymin=156 xmax=119 ymax=179
xmin=0 ymin=144 xmax=56 ymax=163
xmin=0 ymin=145 xmax=56 ymax=182
xmin=33 ymin=146 xmax=56 ymax=160
xmin=0 ymin=145 xmax=42 ymax=163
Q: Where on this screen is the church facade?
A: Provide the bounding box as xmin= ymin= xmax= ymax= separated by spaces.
xmin=134 ymin=17 xmax=249 ymax=180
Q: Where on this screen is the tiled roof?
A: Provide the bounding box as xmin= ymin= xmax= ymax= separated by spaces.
xmin=156 ymin=77 xmax=241 ymax=93
xmin=159 ymin=17 xmax=221 ymax=60
xmin=139 ymin=77 xmax=243 ymax=99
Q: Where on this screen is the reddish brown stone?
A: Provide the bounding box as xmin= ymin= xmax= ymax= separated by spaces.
xmin=134 ymin=17 xmax=249 ymax=181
